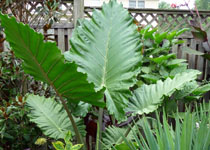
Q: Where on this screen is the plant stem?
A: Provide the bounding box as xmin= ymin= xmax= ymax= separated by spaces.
xmin=117 ymin=116 xmax=140 ymax=144
xmin=96 ymin=108 xmax=103 ymax=150
xmin=21 ymin=73 xmax=27 ymax=95
xmin=59 ymin=97 xmax=85 ymax=148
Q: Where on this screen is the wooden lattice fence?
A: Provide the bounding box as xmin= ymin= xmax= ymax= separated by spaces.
xmin=1 ymin=0 xmax=74 ymax=25
xmin=85 ymin=7 xmax=210 ymax=33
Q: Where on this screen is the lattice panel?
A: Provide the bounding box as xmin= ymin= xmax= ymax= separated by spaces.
xmin=58 ymin=2 xmax=74 ymax=23
xmin=84 ymin=7 xmax=210 ymax=33
xmin=28 ymin=1 xmax=74 ymax=25
xmin=2 ymin=0 xmax=74 ymax=27
xmin=131 ymin=13 xmax=158 ymax=28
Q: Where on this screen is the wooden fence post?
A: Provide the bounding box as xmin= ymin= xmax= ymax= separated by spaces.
xmin=74 ymin=0 xmax=84 ymax=27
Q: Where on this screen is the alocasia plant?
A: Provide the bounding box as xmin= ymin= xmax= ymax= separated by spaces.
xmin=65 ymin=0 xmax=142 ymax=121
xmin=0 ymin=12 xmax=105 ymax=145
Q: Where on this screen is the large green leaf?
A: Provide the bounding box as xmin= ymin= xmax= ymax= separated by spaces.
xmin=126 ymin=71 xmax=200 ymax=115
xmin=173 ymin=81 xmax=199 ymax=100
xmin=151 ymin=53 xmax=176 ymax=64
xmin=66 ymin=0 xmax=142 ymax=120
xmin=26 ymin=94 xmax=86 ymax=139
xmin=0 ymin=14 xmax=104 ymax=107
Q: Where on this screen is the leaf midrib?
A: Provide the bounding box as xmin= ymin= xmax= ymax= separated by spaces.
xmin=16 ymin=26 xmax=68 ymax=100
xmin=100 ymin=14 xmax=113 ymax=89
